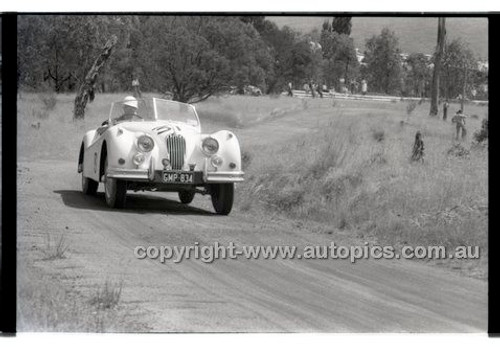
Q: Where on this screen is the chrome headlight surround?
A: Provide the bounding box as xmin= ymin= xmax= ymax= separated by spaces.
xmin=137 ymin=135 xmax=155 ymax=152
xmin=201 ymin=137 xmax=219 ymax=156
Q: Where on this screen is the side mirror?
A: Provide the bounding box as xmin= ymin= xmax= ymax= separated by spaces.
xmin=101 ymin=120 xmax=109 ymax=126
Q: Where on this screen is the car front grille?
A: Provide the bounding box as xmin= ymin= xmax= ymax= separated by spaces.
xmin=166 ymin=134 xmax=186 ymax=170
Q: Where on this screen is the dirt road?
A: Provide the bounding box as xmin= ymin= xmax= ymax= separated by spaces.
xmin=17 ymin=160 xmax=486 ymax=332
xmin=17 ymin=105 xmax=487 ymax=332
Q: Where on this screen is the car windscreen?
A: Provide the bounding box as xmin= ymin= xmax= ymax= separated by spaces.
xmin=154 ymin=99 xmax=199 ymax=126
xmin=109 ymin=99 xmax=155 ymax=122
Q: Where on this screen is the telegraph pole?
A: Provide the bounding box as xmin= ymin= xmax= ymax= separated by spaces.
xmin=430 ymin=18 xmax=446 ymax=116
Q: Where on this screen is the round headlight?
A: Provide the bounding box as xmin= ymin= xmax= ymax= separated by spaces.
xmin=137 ymin=135 xmax=154 ymax=152
xmin=202 ymin=137 xmax=219 ymax=155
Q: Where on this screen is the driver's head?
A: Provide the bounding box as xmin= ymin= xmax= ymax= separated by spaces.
xmin=122 ymin=96 xmax=138 ymax=114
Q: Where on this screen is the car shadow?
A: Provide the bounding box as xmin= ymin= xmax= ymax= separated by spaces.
xmin=53 ymin=190 xmax=215 ymax=216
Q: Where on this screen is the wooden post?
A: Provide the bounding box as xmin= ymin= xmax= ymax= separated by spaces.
xmin=461 ymin=61 xmax=468 ymax=112
xmin=430 ymin=18 xmax=446 ymax=116
xmin=73 ymin=35 xmax=118 ymax=120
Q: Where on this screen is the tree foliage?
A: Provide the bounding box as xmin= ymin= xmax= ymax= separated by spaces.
xmin=441 ymin=38 xmax=477 ymax=99
xmin=18 ymin=16 xmax=123 ymax=92
xmin=403 ymin=53 xmax=432 ymax=97
xmin=320 ymin=18 xmax=358 ymax=89
xmin=364 ymin=28 xmax=403 ymax=94
xmin=17 ymin=15 xmax=487 ymax=102
xmin=320 ymin=30 xmax=358 ymax=88
xmin=331 ymin=17 xmax=352 ymax=35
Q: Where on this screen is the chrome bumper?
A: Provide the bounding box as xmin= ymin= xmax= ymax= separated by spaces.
xmin=106 ymin=168 xmax=149 ymax=181
xmin=106 ymin=168 xmax=244 ymax=184
xmin=205 ymin=171 xmax=245 ymax=183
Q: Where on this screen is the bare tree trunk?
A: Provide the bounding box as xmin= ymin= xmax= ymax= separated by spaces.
xmin=461 ymin=62 xmax=468 ymax=112
xmin=73 ymin=35 xmax=118 ymax=120
xmin=430 ymin=18 xmax=446 ymax=116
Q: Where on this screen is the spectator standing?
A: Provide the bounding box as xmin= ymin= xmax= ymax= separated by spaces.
xmin=316 ymin=83 xmax=323 ymax=98
xmin=132 ymin=76 xmax=142 ymax=98
xmin=309 ymin=80 xmax=316 ymax=98
xmin=287 ymin=82 xmax=293 ymax=97
xmin=411 ymin=131 xmax=425 ymax=163
xmin=361 ymin=79 xmax=367 ymax=96
xmin=451 ymin=109 xmax=467 ymax=140
xmin=442 ymin=100 xmax=449 ymax=121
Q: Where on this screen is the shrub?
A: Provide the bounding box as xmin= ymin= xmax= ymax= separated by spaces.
xmin=241 ymin=150 xmax=252 ymax=170
xmin=447 ymin=143 xmax=470 ymax=158
xmin=263 ymin=183 xmax=305 ymax=211
xmin=371 ymin=128 xmax=385 ymax=142
xmin=473 ymin=118 xmax=488 ymax=143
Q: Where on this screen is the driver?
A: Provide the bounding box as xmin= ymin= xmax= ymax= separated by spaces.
xmin=115 ymin=96 xmax=139 ymax=122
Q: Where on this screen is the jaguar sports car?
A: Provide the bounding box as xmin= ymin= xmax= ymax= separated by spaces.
xmin=77 ymin=96 xmax=244 ymax=215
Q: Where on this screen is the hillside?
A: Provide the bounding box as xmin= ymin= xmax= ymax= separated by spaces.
xmin=267 ymin=16 xmax=488 ymax=59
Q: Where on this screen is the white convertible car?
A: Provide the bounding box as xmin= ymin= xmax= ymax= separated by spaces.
xmin=78 ymin=96 xmax=244 ymax=215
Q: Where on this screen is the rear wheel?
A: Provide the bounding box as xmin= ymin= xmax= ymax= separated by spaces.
xmin=178 ymin=190 xmax=195 ymax=204
xmin=210 ymin=183 xmax=234 ymax=215
xmin=104 ymin=156 xmax=127 ymax=208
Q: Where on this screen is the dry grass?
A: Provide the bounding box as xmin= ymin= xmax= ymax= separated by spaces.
xmin=89 ymin=280 xmax=123 ymax=310
xmin=235 ymin=99 xmax=488 ymax=278
xmin=17 ymin=260 xmax=138 ymax=332
xmin=17 ymin=93 xmax=488 ymax=278
xmin=195 ymin=94 xmax=304 ymax=129
xmin=17 ymin=93 xmax=304 ymax=160
xmin=41 ymin=233 xmax=69 ymax=260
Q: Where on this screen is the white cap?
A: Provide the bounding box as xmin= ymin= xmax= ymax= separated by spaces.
xmin=123 ymin=96 xmax=138 ymax=108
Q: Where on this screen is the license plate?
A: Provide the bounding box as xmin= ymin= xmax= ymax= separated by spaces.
xmin=162 ymin=171 xmax=194 ymax=184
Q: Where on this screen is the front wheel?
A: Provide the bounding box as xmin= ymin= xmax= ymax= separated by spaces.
xmin=209 ymin=183 xmax=234 ymax=215
xmin=81 ymin=160 xmax=98 ymax=195
xmin=82 ymin=174 xmax=98 ymax=195
xmin=104 ymin=157 xmax=127 ymax=208
xmin=178 ymin=190 xmax=195 ymax=204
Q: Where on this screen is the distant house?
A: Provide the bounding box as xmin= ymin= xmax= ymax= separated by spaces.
xmin=355 ymin=48 xmax=366 ymax=66
xmin=477 ymin=60 xmax=488 ymax=73
xmin=309 ymin=41 xmax=322 ymax=52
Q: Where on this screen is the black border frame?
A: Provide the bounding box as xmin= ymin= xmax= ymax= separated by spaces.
xmin=0 ymin=11 xmax=495 ymax=336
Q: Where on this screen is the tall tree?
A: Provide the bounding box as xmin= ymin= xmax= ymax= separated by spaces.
xmin=331 ymin=17 xmax=352 ymax=35
xmin=430 ymin=17 xmax=446 ymax=116
xmin=320 ymin=30 xmax=359 ymax=89
xmin=74 ymin=35 xmax=118 ymax=119
xmin=441 ymin=38 xmax=476 ymax=102
xmin=138 ymin=16 xmax=272 ymax=103
xmin=364 ymin=28 xmax=402 ymax=95
xmin=404 ymin=53 xmax=432 ymax=98
xmin=18 ymin=15 xmax=124 ymax=92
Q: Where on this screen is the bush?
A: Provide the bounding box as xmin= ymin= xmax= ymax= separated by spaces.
xmin=473 ymin=118 xmax=488 ymax=143
xmin=371 ymin=128 xmax=385 ymax=142
xmin=447 ymin=143 xmax=470 ymax=158
xmin=241 ymin=150 xmax=252 ymax=170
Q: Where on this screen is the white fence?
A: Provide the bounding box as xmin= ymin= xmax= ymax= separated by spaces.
xmin=283 ymin=90 xmax=488 ymax=106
